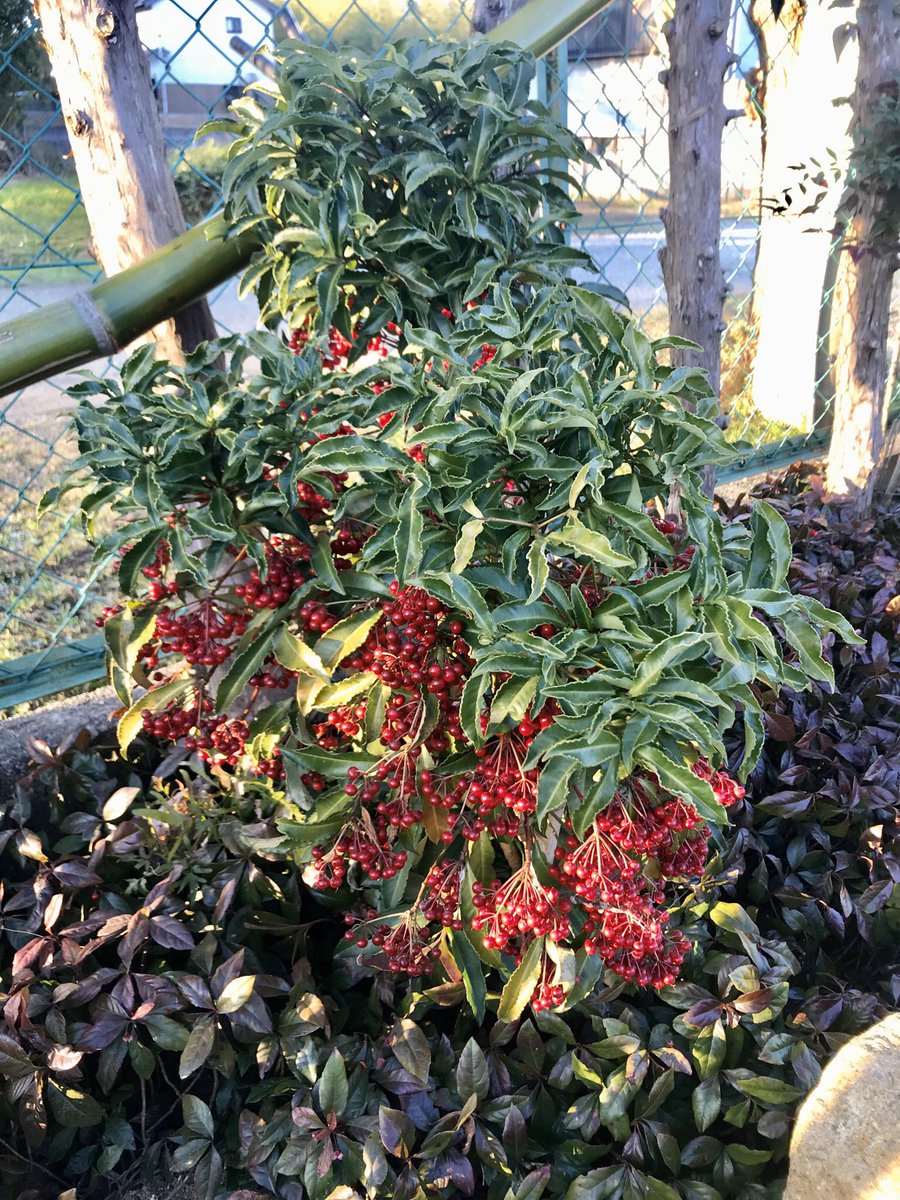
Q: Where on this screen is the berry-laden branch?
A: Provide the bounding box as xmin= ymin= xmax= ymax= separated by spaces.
xmin=62 ymin=37 xmax=861 ymax=1018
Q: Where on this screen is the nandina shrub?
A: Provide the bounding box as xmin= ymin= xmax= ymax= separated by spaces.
xmin=50 ymin=36 xmax=860 ymax=1019
xmin=56 ymin=279 xmax=858 ymax=1022
xmin=209 ymin=37 xmax=599 ymax=335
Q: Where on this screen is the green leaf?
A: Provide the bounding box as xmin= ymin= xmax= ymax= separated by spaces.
xmin=637 ymin=746 xmax=723 ymax=826
xmin=318 ymin=1048 xmax=349 ymax=1117
xmin=104 ymin=605 xmax=157 ymax=675
xmin=448 ymin=929 xmax=487 ymax=1022
xmin=395 ymin=482 xmax=425 ymax=582
xmin=747 ymin=502 xmax=792 ymax=588
xmin=710 ymin=902 xmax=760 ymax=939
xmin=735 ymin=1076 xmax=805 ymax=1105
xmin=497 ymin=936 xmax=544 ymax=1022
xmin=623 ymin=321 xmax=654 ymax=388
xmin=216 ymin=975 xmax=257 ymax=1014
xmin=118 ymin=530 xmax=165 ymax=595
xmin=526 ymin=537 xmax=549 ymax=602
xmin=535 ymin=757 xmax=577 ymax=826
xmin=46 ymin=1080 xmax=104 ymax=1128
xmin=310 ymin=533 xmax=346 ymax=596
xmin=629 ymin=633 xmax=712 ymax=697
xmin=274 ymin=626 xmax=331 ymax=682
xmin=312 ymin=671 xmax=377 ymax=710
xmin=392 ymin=1018 xmax=431 ymax=1083
xmin=692 ymin=1018 xmax=727 ymax=1080
xmin=442 ymin=572 xmax=495 ymax=638
xmin=692 ymin=1074 xmax=721 ymax=1132
xmin=780 ymin=610 xmax=834 ymax=686
xmin=216 ymin=629 xmax=277 ymax=711
xmin=490 ymin=675 xmax=538 ymax=728
xmin=728 ymin=1144 xmax=772 ymax=1165
xmin=456 ymin=1037 xmax=490 ymax=1102
xmin=179 ymin=1015 xmax=216 ymax=1078
xmin=144 ymin=1014 xmax=189 ymax=1051
xmin=570 ymin=1055 xmax=605 ymax=1089
xmin=511 ymin=1167 xmax=553 ymax=1200
xmin=546 ymin=519 xmax=634 ymax=572
xmin=182 ymin=1093 xmax=215 ymax=1140
xmin=460 ymin=672 xmax=489 ymax=746
xmin=453 ymin=518 xmax=484 ymax=574
xmin=594 ymin=500 xmax=674 ymax=557
xmin=565 ymin=1167 xmax=626 ymax=1200
xmin=315 ymin=609 xmax=384 ymax=673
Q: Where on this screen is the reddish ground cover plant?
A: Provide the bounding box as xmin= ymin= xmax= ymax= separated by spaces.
xmin=0 ymin=473 xmax=893 ymax=1199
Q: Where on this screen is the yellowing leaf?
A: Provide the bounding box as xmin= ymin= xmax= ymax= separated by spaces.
xmin=497 ymin=936 xmax=544 ymax=1022
xmin=274 ymin=626 xmax=330 ymax=681
xmin=216 ymin=974 xmax=257 ymax=1014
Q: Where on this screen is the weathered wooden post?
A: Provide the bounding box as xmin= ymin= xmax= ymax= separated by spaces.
xmin=34 ymin=0 xmax=217 ymax=360
xmin=824 ymin=0 xmax=900 ymax=513
xmin=659 ymin=0 xmax=736 ymax=497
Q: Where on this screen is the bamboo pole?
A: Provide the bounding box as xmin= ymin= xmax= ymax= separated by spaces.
xmin=0 ymin=218 xmax=253 ymax=396
xmin=487 ymin=0 xmax=613 ymax=59
xmin=0 ymin=0 xmax=613 ymax=399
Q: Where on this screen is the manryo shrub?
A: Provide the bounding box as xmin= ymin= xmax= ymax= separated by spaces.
xmin=55 ymin=37 xmax=859 ymax=1020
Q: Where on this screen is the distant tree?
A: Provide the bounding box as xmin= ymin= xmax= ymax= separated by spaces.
xmin=0 ymin=0 xmax=51 ymax=170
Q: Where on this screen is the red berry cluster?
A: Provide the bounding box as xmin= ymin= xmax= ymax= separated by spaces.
xmin=340 ymin=747 xmax=743 ymax=1001
xmin=309 ymin=818 xmax=408 ymax=889
xmin=346 ymin=909 xmax=439 ymax=977
xmin=288 ymin=320 xmax=354 ymax=371
xmin=96 ymin=604 xmax=122 ymax=628
xmin=141 ymin=698 xmax=212 ymax=740
xmin=533 ymin=956 xmax=567 ymax=1012
xmin=234 ymin=538 xmax=313 ymax=610
xmin=472 ymin=343 xmax=498 ymax=371
xmin=154 ymin=601 xmax=247 ymax=666
xmin=471 ymin=867 xmax=571 ymax=952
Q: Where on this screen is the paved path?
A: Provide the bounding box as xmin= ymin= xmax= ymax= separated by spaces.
xmin=579 ymin=217 xmax=757 ymax=308
xmin=1 ymin=219 xmax=759 ymax=423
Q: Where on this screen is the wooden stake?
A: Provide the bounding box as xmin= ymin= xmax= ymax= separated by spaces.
xmin=824 ymin=0 xmax=900 ymax=514
xmin=659 ymin=0 xmax=735 ymax=499
xmin=34 ymin=0 xmax=217 ymax=360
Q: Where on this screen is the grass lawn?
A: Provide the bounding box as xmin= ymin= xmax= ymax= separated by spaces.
xmin=0 ymin=425 xmax=117 ymax=670
xmin=0 ymin=174 xmax=93 ymax=276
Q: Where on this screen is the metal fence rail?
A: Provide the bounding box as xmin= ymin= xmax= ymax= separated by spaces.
xmin=0 ymin=0 xmax=851 ymax=707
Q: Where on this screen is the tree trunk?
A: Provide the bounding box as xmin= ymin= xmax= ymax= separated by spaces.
xmin=35 ymin=0 xmax=217 ymax=361
xmin=471 ymin=0 xmax=529 ymax=36
xmin=749 ymin=0 xmax=858 ymax=428
xmin=659 ymin=0 xmax=734 ymax=398
xmin=824 ymin=0 xmax=900 ymax=512
xmin=659 ymin=0 xmax=735 ymax=499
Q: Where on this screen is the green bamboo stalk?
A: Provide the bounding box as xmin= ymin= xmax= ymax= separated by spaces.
xmin=0 ymin=0 xmax=612 ymax=399
xmin=487 ymin=0 xmax=613 ymax=58
xmin=0 ymin=218 xmax=253 ymax=397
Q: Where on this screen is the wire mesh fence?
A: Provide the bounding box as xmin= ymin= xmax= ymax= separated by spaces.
xmin=0 ymin=0 xmax=866 ymax=706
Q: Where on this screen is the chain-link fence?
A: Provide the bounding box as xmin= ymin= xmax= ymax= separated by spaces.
xmin=0 ymin=0 xmax=867 ymax=706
